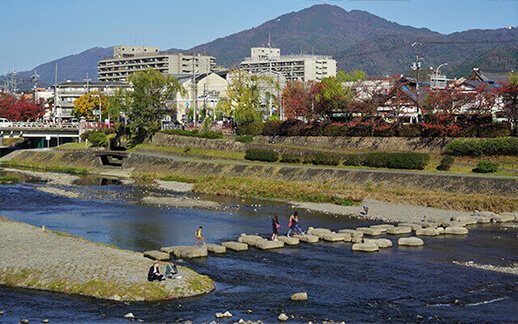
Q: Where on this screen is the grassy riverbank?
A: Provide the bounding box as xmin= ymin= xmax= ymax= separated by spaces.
xmin=156 ymin=174 xmax=518 ymax=213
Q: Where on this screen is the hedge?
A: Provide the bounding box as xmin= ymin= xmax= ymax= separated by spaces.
xmin=244 ymin=149 xmax=279 ymax=162
xmin=161 ymin=129 xmax=224 ymax=139
xmin=445 ymin=137 xmax=518 ymax=157
xmin=236 ymin=122 xmax=264 ymax=136
xmin=436 ymin=156 xmax=455 ymax=171
xmin=235 ymin=135 xmax=254 ymax=143
xmin=280 ymin=153 xmax=303 ymax=164
xmin=312 ymin=152 xmax=341 ymax=166
xmin=262 ymin=120 xmax=283 ymax=136
xmin=344 ymin=152 xmax=431 ymax=170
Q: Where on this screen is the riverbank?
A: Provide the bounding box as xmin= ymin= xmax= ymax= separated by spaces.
xmin=0 ymin=217 xmax=214 ymax=301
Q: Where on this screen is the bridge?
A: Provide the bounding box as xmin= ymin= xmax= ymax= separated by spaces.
xmin=0 ymin=122 xmax=113 ymax=148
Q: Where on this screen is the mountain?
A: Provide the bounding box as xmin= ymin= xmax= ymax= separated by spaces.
xmin=189 ymin=4 xmax=518 ymax=76
xmin=9 ymin=4 xmax=518 ymax=87
xmin=16 ymin=47 xmax=114 ymax=87
xmin=450 ymin=46 xmax=518 ymax=78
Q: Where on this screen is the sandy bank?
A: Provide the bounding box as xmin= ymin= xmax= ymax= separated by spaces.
xmin=3 ymin=167 xmax=80 ymax=186
xmin=154 ymin=180 xmax=194 ymax=192
xmin=141 ymin=196 xmax=220 ymax=209
xmin=0 ymin=217 xmax=214 ymax=301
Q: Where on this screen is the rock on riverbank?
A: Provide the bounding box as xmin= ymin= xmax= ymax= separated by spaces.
xmin=0 ymin=217 xmax=214 ymax=301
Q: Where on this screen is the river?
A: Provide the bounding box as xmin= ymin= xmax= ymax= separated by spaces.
xmin=0 ymin=173 xmax=517 ymax=323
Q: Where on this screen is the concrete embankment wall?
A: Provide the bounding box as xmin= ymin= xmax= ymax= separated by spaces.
xmin=149 ymin=133 xmax=457 ymax=155
xmin=123 ymin=153 xmax=518 ymax=198
xmin=5 ymin=149 xmax=517 ymax=197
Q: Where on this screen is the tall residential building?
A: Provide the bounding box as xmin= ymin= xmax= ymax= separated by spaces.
xmin=240 ymin=47 xmax=336 ymax=82
xmin=98 ymin=45 xmax=217 ymax=82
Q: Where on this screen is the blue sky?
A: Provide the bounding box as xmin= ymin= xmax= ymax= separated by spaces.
xmin=1 ymin=0 xmax=517 ymax=74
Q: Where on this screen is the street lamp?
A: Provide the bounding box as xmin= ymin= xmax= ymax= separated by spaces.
xmin=92 ymin=94 xmax=101 ymax=127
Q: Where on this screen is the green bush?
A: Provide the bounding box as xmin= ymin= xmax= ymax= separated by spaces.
xmin=473 ymin=160 xmax=499 ymax=173
xmin=88 ymin=131 xmax=108 ymax=147
xmin=312 ymin=152 xmax=341 ymax=166
xmin=436 ymin=156 xmax=455 ymax=171
xmin=362 ymin=152 xmax=390 ymax=168
xmin=342 ymin=154 xmax=361 ymax=166
xmin=236 ymin=135 xmax=254 ymax=143
xmin=445 ymin=137 xmax=518 ymax=157
xmin=161 ymin=129 xmax=223 ymax=139
xmin=279 ymin=119 xmax=305 ymax=136
xmin=244 ymin=148 xmax=279 ymax=162
xmin=237 ymin=122 xmax=264 ymax=136
xmin=361 ymin=152 xmax=430 ymax=170
xmin=262 ymin=120 xmax=283 ymax=136
xmin=0 ymin=175 xmax=19 ymax=184
xmin=324 ymin=123 xmax=348 ymax=137
xmin=280 ymin=153 xmax=303 ymax=164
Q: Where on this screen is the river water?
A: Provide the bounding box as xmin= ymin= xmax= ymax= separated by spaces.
xmin=0 ymin=174 xmax=517 ymax=323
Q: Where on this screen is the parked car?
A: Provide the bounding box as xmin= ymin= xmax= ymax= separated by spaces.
xmin=0 ymin=118 xmax=12 ymax=127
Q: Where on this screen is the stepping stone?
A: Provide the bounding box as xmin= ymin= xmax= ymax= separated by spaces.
xmin=293 ymin=234 xmax=319 ymax=243
xmin=307 ymin=228 xmax=332 ymax=239
xmin=352 ymin=242 xmax=379 ymax=252
xmin=476 ymin=211 xmax=497 ymax=217
xmin=338 ymin=229 xmax=364 ymax=238
xmin=365 ymin=238 xmax=392 ymax=248
xmin=277 ymin=236 xmax=299 ymax=245
xmin=452 ymin=216 xmax=478 ymax=225
xmin=386 ymin=226 xmax=412 ymax=235
xmin=492 ymin=214 xmax=516 ymax=223
xmin=351 ymin=236 xmax=363 ymax=243
xmin=398 ymin=237 xmax=424 ymax=246
xmin=437 ymin=227 xmax=445 ymax=234
xmin=222 ymin=241 xmax=248 ymax=251
xmin=206 ymin=244 xmax=226 ymax=254
xmin=143 ymin=250 xmax=170 ymax=261
xmin=322 ymin=233 xmax=347 ymax=242
xmin=397 ymin=223 xmax=422 ymax=231
xmin=172 ymin=246 xmax=208 ymax=258
xmin=356 ymin=227 xmax=383 ymax=236
xmin=415 ymin=228 xmax=441 ymax=236
xmin=370 ymin=224 xmax=394 ymax=232
xmin=238 ymin=234 xmax=266 ymax=247
xmin=256 ymin=240 xmax=284 ymax=250
xmin=441 ymin=221 xmax=467 ymax=228
xmin=336 ymin=232 xmax=352 ymax=242
xmin=445 ymin=226 xmax=469 ymax=235
xmin=419 ymin=222 xmax=442 ymax=228
xmin=472 ymin=216 xmax=491 ymax=224
xmin=160 ymin=245 xmax=188 ymax=254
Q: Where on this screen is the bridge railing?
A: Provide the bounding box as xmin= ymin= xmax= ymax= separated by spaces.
xmin=7 ymin=122 xmax=79 ymax=129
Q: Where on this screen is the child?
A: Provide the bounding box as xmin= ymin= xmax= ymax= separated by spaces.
xmin=195 ymin=226 xmax=206 ymax=246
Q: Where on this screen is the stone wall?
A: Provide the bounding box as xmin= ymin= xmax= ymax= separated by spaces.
xmin=8 ymin=150 xmax=101 ymax=169
xmin=123 ymin=153 xmax=518 ymax=198
xmin=149 ymin=132 xmax=457 ymax=155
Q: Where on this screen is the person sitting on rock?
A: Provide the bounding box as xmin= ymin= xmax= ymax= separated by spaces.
xmin=195 ymin=226 xmax=206 ymax=246
xmin=147 ymin=261 xmax=165 ymax=281
xmin=165 ymin=261 xmax=179 ymax=279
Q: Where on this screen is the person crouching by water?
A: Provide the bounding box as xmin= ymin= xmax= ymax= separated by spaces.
xmin=147 ymin=261 xmax=165 ymax=281
xmin=165 ymin=260 xmax=181 ymax=279
xmin=272 ymin=213 xmax=280 ymax=241
xmin=195 ymin=226 xmax=206 ymax=246
xmin=287 ymin=211 xmax=304 ymax=237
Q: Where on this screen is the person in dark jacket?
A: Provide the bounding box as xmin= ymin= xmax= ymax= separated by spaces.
xmin=147 ymin=261 xmax=164 ymax=281
xmin=271 ymin=213 xmax=280 ymax=241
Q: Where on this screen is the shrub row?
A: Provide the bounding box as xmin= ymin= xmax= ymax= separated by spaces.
xmin=242 ymin=120 xmax=514 ymax=138
xmin=235 ymin=135 xmax=254 ymax=143
xmin=246 ymin=149 xmax=430 ymax=170
xmin=161 ymin=129 xmax=224 ymax=139
xmin=342 ymin=152 xmax=431 ymax=170
xmin=445 ymin=137 xmax=518 ymax=157
xmin=473 ymin=160 xmax=499 ymax=173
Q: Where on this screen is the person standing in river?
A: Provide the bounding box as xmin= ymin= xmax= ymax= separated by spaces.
xmin=287 ymin=211 xmax=304 ymax=237
xmin=271 ymin=213 xmax=280 ymax=241
xmin=195 ymin=226 xmax=206 ymax=246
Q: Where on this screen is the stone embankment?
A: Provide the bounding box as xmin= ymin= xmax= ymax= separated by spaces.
xmin=0 ymin=217 xmax=214 ymax=301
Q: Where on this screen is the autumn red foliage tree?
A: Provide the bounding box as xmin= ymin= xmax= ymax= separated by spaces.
xmin=282 ymin=81 xmax=327 ymax=122
xmin=499 ymin=73 xmax=518 ymax=129
xmin=0 ymin=93 xmax=47 ymax=121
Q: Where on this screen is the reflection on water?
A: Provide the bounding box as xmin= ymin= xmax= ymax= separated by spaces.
xmin=0 ymin=181 xmax=517 ymax=323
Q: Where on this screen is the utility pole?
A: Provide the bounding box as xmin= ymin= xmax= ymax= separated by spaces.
xmin=53 ymin=63 xmax=58 ymax=122
xmin=192 ymin=54 xmax=197 ymax=125
xmin=84 ymin=73 xmax=91 ymax=93
xmin=412 ymin=35 xmax=422 ymax=115
xmin=268 ymin=34 xmax=273 ymax=118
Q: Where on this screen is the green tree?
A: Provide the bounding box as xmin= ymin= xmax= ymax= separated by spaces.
xmin=122 ymin=69 xmax=185 ymax=145
xmin=321 ymin=70 xmax=367 ymax=112
xmin=106 ymin=88 xmax=125 ymax=123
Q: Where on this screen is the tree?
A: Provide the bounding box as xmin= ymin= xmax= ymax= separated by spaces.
xmin=321 ymin=70 xmax=367 ymax=112
xmin=0 ymin=92 xmax=46 ymax=121
xmin=282 ymin=80 xmax=326 ymax=122
xmin=122 ymin=69 xmax=185 ymax=144
xmin=74 ymin=91 xmax=107 ymax=119
xmin=218 ymin=70 xmax=263 ymax=124
xmin=499 ymin=72 xmax=518 ymax=129
xmin=106 ymin=88 xmax=125 ymax=123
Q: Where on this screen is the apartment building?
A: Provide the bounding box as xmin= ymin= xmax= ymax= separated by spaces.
xmin=98 ymin=45 xmax=217 ymax=82
xmin=240 ymin=47 xmax=336 ymax=82
xmin=52 ymin=81 xmax=128 ymax=119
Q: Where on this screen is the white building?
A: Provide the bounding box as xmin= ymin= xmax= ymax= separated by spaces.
xmin=98 ymin=45 xmax=217 ymax=82
xmin=240 ymin=47 xmax=336 ymax=82
xmin=52 ymin=81 xmax=128 ymax=120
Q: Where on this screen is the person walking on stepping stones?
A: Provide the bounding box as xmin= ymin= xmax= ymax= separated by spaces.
xmin=195 ymin=226 xmax=206 ymax=246
xmin=272 ymin=213 xmax=280 ymax=241
xmin=287 ymin=211 xmax=304 ymax=237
